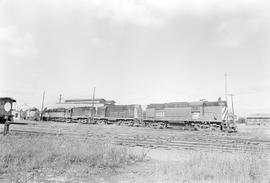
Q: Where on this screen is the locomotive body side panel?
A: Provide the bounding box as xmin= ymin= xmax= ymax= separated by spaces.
xmin=200 ymin=106 xmax=223 ymax=121
xmin=51 ymin=109 xmax=66 ymax=121
xmin=144 ymin=100 xmax=229 ymax=128
xmin=71 ymin=107 xmax=95 ymax=120
xmin=96 ymin=106 xmax=107 ymax=118
xmin=105 ymin=105 xmax=142 ymax=121
xmin=43 ymin=108 xmax=65 ymax=121
xmin=145 ymin=108 xmax=155 ymax=119
xmin=164 ymin=107 xmax=191 ymax=121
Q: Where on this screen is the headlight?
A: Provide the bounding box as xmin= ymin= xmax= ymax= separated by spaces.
xmin=4 ymin=102 xmax=11 ymax=112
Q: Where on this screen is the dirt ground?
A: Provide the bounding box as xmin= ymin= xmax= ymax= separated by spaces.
xmin=1 ymin=121 xmax=270 ymax=183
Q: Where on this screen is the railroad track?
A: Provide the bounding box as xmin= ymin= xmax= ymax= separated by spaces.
xmin=112 ymin=137 xmax=269 ymax=153
xmin=3 ymin=123 xmax=270 ymax=154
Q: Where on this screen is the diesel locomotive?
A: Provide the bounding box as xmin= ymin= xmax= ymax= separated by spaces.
xmin=144 ymin=99 xmax=235 ymax=131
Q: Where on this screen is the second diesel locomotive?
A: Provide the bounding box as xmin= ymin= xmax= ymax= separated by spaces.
xmin=43 ymin=104 xmax=143 ymax=125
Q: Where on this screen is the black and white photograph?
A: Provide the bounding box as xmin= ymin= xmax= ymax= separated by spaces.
xmin=0 ymin=0 xmax=270 ymax=182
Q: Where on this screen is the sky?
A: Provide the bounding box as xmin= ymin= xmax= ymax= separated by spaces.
xmin=0 ymin=0 xmax=269 ymax=116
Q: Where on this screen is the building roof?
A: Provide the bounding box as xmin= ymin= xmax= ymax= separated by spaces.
xmin=189 ymin=101 xmax=204 ymax=106
xmin=0 ymin=97 xmax=16 ymax=102
xmin=63 ymin=98 xmax=115 ymax=104
xmin=44 ymin=98 xmax=115 ymax=109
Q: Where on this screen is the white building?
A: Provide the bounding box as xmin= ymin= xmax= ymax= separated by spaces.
xmin=246 ymin=114 xmax=270 ymax=125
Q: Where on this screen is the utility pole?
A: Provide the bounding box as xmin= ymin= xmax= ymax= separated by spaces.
xmin=88 ymin=87 xmax=96 ymax=122
xmin=225 ymin=72 xmax=228 ymax=103
xmin=91 ymin=87 xmax=96 ymax=118
xmin=228 ymin=94 xmax=234 ymax=122
xmin=40 ymin=91 xmax=45 ymax=121
xmin=59 ymin=94 xmax=62 ymax=104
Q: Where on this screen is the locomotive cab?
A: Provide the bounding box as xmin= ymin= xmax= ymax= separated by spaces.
xmin=0 ymin=97 xmax=16 ymax=124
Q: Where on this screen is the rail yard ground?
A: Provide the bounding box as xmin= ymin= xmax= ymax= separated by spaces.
xmin=1 ymin=121 xmax=270 ymax=183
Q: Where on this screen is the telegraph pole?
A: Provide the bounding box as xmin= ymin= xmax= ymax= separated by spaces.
xmin=228 ymin=94 xmax=235 ymax=122
xmin=40 ymin=91 xmax=45 ymax=121
xmin=59 ymin=94 xmax=62 ymax=104
xmin=225 ymin=72 xmax=228 ymax=103
xmin=91 ymin=87 xmax=96 ymax=118
xmin=88 ymin=87 xmax=96 ymax=122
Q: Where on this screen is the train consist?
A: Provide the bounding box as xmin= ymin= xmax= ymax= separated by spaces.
xmin=42 ymin=98 xmax=236 ymax=132
xmin=0 ymin=97 xmax=16 ymax=124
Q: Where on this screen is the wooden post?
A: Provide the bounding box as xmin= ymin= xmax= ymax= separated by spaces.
xmin=229 ymin=94 xmax=235 ymax=122
xmin=225 ymin=72 xmax=228 ymax=103
xmin=91 ymin=87 xmax=96 ymax=119
xmin=3 ymin=120 xmax=10 ymax=136
xmin=88 ymin=87 xmax=96 ymax=123
xmin=40 ymin=91 xmax=45 ymax=121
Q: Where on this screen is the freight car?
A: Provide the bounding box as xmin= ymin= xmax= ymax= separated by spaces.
xmin=0 ymin=97 xmax=16 ymax=124
xmin=145 ymin=99 xmax=236 ymax=131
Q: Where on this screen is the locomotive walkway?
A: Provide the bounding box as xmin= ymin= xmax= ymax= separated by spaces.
xmin=1 ymin=121 xmax=270 ymax=153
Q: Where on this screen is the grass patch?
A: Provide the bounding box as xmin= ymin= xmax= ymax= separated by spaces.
xmin=0 ymin=133 xmax=146 ymax=182
xmin=147 ymin=151 xmax=270 ymax=183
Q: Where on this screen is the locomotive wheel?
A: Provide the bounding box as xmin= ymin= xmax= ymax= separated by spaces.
xmin=121 ymin=121 xmax=133 ymax=127
xmin=149 ymin=122 xmax=164 ymax=129
xmin=133 ymin=121 xmax=144 ymax=127
xmin=117 ymin=121 xmax=122 ymax=125
xmin=133 ymin=122 xmax=140 ymax=127
xmin=81 ymin=119 xmax=88 ymax=124
xmin=158 ymin=122 xmax=165 ymax=129
xmin=149 ymin=122 xmax=157 ymax=128
xmin=65 ymin=119 xmax=71 ymax=123
xmin=97 ymin=120 xmax=105 ymax=125
xmin=185 ymin=124 xmax=196 ymax=131
xmin=210 ymin=124 xmax=220 ymax=131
